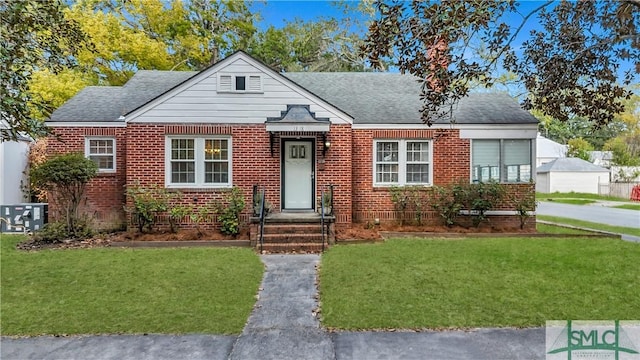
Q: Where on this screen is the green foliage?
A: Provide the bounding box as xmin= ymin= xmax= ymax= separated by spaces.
xmin=30 ymin=152 xmax=97 ymax=239
xmin=363 ymin=1 xmax=638 ymax=127
xmin=32 ymin=219 xmax=93 ymax=243
xmin=604 ymin=137 xmax=640 ymax=166
xmin=168 ymin=203 xmax=192 ymax=234
xmin=430 ymin=181 xmax=506 ymax=227
xmin=1 ymin=0 xmax=89 ymax=140
xmin=466 ymin=181 xmax=506 ymax=227
xmin=389 ymin=186 xmax=430 ymax=225
xmin=125 ymin=183 xmax=168 ymax=233
xmin=567 ymin=138 xmax=594 ymax=161
xmin=214 ymin=186 xmax=245 ymax=236
xmin=430 ymin=183 xmax=463 ymax=227
xmin=189 ymin=205 xmax=210 ymax=237
xmin=248 ymin=18 xmax=367 ymax=72
xmin=510 ymin=187 xmax=538 ymax=230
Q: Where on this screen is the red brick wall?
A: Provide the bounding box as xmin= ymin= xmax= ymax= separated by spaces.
xmin=352 ymin=129 xmax=469 ymax=221
xmin=48 ymin=123 xmax=534 ymax=232
xmin=125 ymin=123 xmax=352 ymax=230
xmin=350 ymin=128 xmax=534 ymax=229
xmin=47 ymin=127 xmax=127 ymax=230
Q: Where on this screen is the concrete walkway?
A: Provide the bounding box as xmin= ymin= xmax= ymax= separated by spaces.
xmin=1 ymin=254 xmax=545 ymax=360
xmin=228 ymin=255 xmax=334 ymax=360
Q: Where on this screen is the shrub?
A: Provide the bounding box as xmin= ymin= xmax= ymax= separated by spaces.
xmin=390 ymin=185 xmax=430 ymax=225
xmin=32 ymin=218 xmax=93 ymax=243
xmin=125 ymin=183 xmax=168 ymax=233
xmin=510 ymin=187 xmax=538 ymax=229
xmin=30 ymin=152 xmax=98 ymax=239
xmin=466 ymin=181 xmax=505 ymax=227
xmin=214 ymin=186 xmax=245 ymax=236
xmin=430 ymin=183 xmax=463 ymax=227
xmin=168 ymin=204 xmax=192 ymax=233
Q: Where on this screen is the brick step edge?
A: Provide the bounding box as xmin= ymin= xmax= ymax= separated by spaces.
xmin=261 ymin=224 xmax=325 ymax=234
xmin=257 ymin=243 xmax=327 ymax=253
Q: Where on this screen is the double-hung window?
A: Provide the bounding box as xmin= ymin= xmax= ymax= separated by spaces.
xmin=472 ymin=139 xmax=532 ymax=183
xmin=166 ymin=136 xmax=232 ymax=188
xmin=374 ymin=140 xmax=431 ymax=186
xmin=85 ymin=137 xmax=116 ymax=172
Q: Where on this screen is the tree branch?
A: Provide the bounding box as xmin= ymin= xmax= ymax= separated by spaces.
xmin=487 ymin=0 xmax=554 ymax=68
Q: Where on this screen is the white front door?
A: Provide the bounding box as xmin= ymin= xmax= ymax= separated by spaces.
xmin=283 ymin=140 xmax=313 ymax=209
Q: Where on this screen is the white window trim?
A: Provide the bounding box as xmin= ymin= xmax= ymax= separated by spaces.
xmin=373 ymin=139 xmax=433 ymax=187
xmin=470 ymin=139 xmax=534 ymax=184
xmin=165 ymin=136 xmax=233 ymax=189
xmin=85 ymin=137 xmax=116 ymax=173
xmin=217 ymin=73 xmax=263 ymax=93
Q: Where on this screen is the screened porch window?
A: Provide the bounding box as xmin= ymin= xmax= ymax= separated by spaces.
xmin=472 ymin=139 xmax=532 ymax=183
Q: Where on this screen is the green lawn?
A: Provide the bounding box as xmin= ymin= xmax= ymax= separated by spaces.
xmin=536 ymin=223 xmax=595 ymax=235
xmin=614 ymin=204 xmax=640 ymax=211
xmin=548 ymin=199 xmax=596 ymax=205
xmin=1 ymin=235 xmax=263 ymax=336
xmin=537 ymin=215 xmax=640 ymax=237
xmin=320 ymin=238 xmax=640 ymax=330
xmin=536 ymin=191 xmax=630 ymax=202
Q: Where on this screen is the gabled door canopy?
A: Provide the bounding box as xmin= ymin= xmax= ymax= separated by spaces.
xmin=266 ymin=105 xmax=330 ymax=133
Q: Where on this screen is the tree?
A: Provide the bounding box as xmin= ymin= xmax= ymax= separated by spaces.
xmin=66 ymin=0 xmax=256 ymax=84
xmin=248 ymin=19 xmax=367 ymax=72
xmin=25 ymin=0 xmax=256 ymax=117
xmin=362 ymin=1 xmax=639 ymax=127
xmin=30 ymin=153 xmax=98 ymax=237
xmin=567 ymin=138 xmax=594 ymax=161
xmin=0 ymin=0 xmax=89 ymax=140
xmin=604 ymin=137 xmax=640 ymax=166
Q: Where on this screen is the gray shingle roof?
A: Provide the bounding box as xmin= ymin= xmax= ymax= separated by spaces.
xmin=49 ymin=69 xmax=538 ymax=125
xmin=49 ymin=70 xmax=196 ymax=122
xmin=536 ymin=157 xmax=609 ymax=173
xmin=285 ymin=72 xmax=538 ymax=124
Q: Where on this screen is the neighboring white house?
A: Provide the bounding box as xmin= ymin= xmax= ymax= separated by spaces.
xmin=536 ymin=134 xmax=567 ymax=167
xmin=0 ymin=123 xmax=30 ymax=205
xmin=536 ymin=157 xmax=610 ymax=194
xmin=590 ymin=150 xmax=613 ymax=168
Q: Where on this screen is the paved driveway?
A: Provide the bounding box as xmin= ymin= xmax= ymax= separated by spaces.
xmin=537 ymin=201 xmax=639 ymax=229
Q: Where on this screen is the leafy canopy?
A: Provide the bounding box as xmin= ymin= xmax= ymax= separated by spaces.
xmin=0 ymin=0 xmax=89 ymax=141
xmin=363 ymin=0 xmax=639 ymax=127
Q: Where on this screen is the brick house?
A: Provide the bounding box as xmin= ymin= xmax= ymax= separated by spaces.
xmin=46 ymin=51 xmax=538 ymax=239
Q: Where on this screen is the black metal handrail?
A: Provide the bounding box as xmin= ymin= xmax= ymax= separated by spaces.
xmin=320 ymin=189 xmax=325 ymax=252
xmin=258 ymin=188 xmax=266 ymax=253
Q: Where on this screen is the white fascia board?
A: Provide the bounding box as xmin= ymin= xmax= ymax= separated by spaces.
xmin=459 ymin=126 xmax=538 ymax=139
xmin=46 ymin=122 xmax=126 ymax=128
xmin=352 ymin=123 xmax=538 ymax=133
xmin=266 ymin=123 xmax=330 ymax=133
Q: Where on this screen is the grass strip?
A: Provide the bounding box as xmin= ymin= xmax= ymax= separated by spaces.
xmin=1 ymin=235 xmax=263 ymax=336
xmin=320 ymin=237 xmax=640 ymax=330
xmin=536 ymin=223 xmax=595 ymax=235
xmin=613 ymin=204 xmax=640 ymax=211
xmin=536 ymin=192 xmax=629 ymax=202
xmin=547 ymin=199 xmax=596 ymax=205
xmin=536 ymin=215 xmax=640 ymax=237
